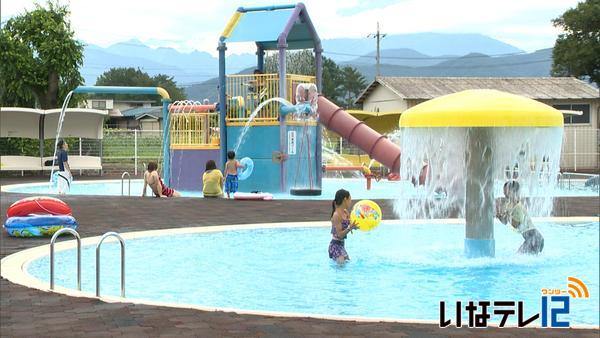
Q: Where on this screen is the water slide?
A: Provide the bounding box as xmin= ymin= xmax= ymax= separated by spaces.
xmin=317 ymin=96 xmax=401 ymax=173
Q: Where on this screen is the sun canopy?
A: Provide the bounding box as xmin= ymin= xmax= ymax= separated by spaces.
xmin=0 ymin=108 xmax=44 ymax=138
xmin=0 ymin=107 xmax=108 ymax=139
xmin=220 ymin=4 xmax=321 ymax=50
xmin=45 ymin=108 xmax=108 ymax=139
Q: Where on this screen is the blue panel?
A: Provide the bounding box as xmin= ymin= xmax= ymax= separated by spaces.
xmin=226 ymin=10 xmax=293 ymax=43
xmin=227 ymin=125 xmax=281 ymax=192
xmin=237 ymin=158 xmax=281 ymax=192
xmin=227 ymin=126 xmax=280 ymax=159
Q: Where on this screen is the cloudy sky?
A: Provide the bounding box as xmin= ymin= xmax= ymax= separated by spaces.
xmin=1 ymin=0 xmax=580 ymax=55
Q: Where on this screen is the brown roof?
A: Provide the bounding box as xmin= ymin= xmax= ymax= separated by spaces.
xmin=355 ymin=77 xmax=599 ymax=104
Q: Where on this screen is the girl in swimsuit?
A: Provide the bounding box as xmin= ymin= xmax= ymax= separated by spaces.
xmin=142 ymin=161 xmax=181 ymax=198
xmin=328 ymin=189 xmax=358 ymax=264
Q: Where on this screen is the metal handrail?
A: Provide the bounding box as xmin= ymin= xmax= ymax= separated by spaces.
xmin=121 ymin=172 xmax=131 ymax=196
xmin=96 ymin=232 xmax=125 ymax=298
xmin=50 ymin=228 xmax=81 ymax=291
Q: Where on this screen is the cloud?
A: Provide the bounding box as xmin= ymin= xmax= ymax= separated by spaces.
xmin=1 ymin=0 xmax=580 ymax=54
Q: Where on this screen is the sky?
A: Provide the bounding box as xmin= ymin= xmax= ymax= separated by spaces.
xmin=1 ymin=0 xmax=581 ymax=55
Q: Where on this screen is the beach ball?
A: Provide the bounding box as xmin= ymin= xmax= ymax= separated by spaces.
xmin=350 ymin=200 xmax=382 ymax=231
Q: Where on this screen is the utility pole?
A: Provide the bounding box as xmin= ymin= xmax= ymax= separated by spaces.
xmin=367 ymin=22 xmax=386 ymax=78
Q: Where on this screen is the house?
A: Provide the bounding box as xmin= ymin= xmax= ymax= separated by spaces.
xmin=84 ymin=99 xmax=162 ymax=130
xmin=353 ymin=77 xmax=599 ymax=171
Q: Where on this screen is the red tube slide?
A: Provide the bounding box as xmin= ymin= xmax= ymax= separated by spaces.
xmin=318 ymin=96 xmax=401 ymax=173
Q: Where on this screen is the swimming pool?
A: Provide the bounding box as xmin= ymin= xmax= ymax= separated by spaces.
xmin=2 ymin=178 xmax=598 ymax=200
xmin=24 ymin=220 xmax=599 ymax=325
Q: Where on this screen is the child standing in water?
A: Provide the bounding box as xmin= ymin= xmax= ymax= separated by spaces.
xmin=496 ymin=180 xmax=544 ymax=254
xmin=329 ymin=189 xmax=358 ymax=264
xmin=224 ymin=150 xmax=245 ymax=199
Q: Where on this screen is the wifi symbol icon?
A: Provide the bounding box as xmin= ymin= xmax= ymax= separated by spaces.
xmin=567 ymin=277 xmax=589 ymax=299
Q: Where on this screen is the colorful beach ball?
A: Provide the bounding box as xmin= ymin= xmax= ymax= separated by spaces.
xmin=350 ymin=200 xmax=382 ymax=231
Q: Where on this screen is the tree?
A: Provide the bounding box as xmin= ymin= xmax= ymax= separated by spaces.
xmin=264 ymin=50 xmax=344 ymax=105
xmin=551 ymin=0 xmax=600 ymax=86
xmin=95 ymin=67 xmax=187 ymax=103
xmin=0 ymin=1 xmax=84 ymax=108
xmin=340 ymin=66 xmax=367 ymax=108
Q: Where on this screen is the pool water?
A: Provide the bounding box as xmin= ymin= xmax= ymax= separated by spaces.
xmin=28 ymin=221 xmax=599 ymax=325
xmin=3 ymin=178 xmax=598 ymax=200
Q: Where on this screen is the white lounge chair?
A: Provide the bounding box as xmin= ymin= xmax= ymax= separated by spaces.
xmin=0 ymin=155 xmax=43 ymax=171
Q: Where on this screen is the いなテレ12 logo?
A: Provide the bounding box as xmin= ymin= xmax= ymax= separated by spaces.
xmin=439 ymin=276 xmax=590 ymax=328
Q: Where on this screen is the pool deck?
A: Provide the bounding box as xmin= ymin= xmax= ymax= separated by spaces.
xmin=1 ymin=176 xmax=599 ymax=337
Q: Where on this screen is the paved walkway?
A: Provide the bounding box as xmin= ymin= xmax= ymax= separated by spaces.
xmin=1 ymin=177 xmax=598 ymax=337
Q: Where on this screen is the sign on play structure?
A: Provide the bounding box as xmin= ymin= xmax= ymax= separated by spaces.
xmin=288 ymin=131 xmax=296 ymax=155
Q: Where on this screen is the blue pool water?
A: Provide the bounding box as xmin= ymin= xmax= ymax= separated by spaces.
xmin=28 ymin=221 xmax=599 ymax=325
xmin=3 ymin=178 xmax=598 ymax=200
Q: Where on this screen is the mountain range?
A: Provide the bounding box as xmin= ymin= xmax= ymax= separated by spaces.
xmin=80 ymin=33 xmax=554 ymax=101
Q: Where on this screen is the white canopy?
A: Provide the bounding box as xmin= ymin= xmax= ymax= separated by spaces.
xmin=0 ymin=108 xmax=43 ymax=139
xmin=44 ymin=108 xmax=107 ymax=139
xmin=0 ymin=107 xmax=107 ymax=139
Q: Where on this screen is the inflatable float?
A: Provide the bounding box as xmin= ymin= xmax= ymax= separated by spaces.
xmin=237 ymin=157 xmax=254 ymax=181
xmin=233 ymin=192 xmax=273 ymax=201
xmin=3 ymin=214 xmax=78 ymax=237
xmin=7 ymin=196 xmax=72 ymax=217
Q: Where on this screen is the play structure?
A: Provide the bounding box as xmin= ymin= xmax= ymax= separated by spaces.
xmin=49 ymin=4 xmax=403 ymax=196
xmin=165 ymin=3 xmax=402 ymax=194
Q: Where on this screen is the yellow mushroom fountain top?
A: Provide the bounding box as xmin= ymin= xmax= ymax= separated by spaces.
xmin=399 ymin=89 xmax=563 ymax=128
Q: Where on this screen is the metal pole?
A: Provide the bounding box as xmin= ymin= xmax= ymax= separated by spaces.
xmin=278 ymin=44 xmax=287 ymax=192
xmin=218 ymin=41 xmax=228 ymax=169
xmin=573 ymin=128 xmax=577 ymax=172
xmin=79 ymin=137 xmax=82 ymax=176
xmin=161 ymin=99 xmax=171 ymax=185
xmin=134 ymin=130 xmax=138 ymax=176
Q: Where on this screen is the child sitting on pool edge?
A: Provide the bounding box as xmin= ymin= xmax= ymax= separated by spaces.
xmin=329 ymin=189 xmax=358 ymax=264
xmin=142 ymin=161 xmax=181 ymax=198
xmin=496 ymin=180 xmax=544 ymax=254
xmin=224 ymin=150 xmax=245 ymax=199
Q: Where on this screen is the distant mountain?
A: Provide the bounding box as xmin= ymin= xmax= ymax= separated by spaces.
xmin=81 ymin=33 xmax=526 ymax=86
xmin=346 ymin=48 xmax=450 ymax=68
xmin=185 ymin=49 xmax=553 ymax=101
xmin=322 ymin=33 xmax=523 ymax=62
xmin=82 ymin=39 xmax=254 ymax=85
xmin=349 ymin=48 xmax=553 ymax=80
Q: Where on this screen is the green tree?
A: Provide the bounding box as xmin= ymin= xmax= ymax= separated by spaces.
xmin=264 ymin=50 xmax=344 ymax=105
xmin=340 ymin=66 xmax=367 ymax=108
xmin=95 ymin=67 xmax=187 ymax=103
xmin=0 ymin=1 xmax=84 ymax=108
xmin=551 ymin=0 xmax=600 ymax=85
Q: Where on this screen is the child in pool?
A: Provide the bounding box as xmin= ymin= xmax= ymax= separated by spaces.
xmin=496 ymin=180 xmax=544 ymax=254
xmin=328 ymin=189 xmax=358 ymax=264
xmin=224 ymin=150 xmax=245 ymax=199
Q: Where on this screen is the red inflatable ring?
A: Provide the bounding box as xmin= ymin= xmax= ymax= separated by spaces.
xmin=7 ymin=196 xmax=72 ymax=217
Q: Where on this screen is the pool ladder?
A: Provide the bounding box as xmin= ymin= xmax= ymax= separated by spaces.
xmin=121 ymin=171 xmax=131 ymax=196
xmin=50 ymin=229 xmax=126 ymax=298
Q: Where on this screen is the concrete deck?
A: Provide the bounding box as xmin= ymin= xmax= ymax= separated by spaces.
xmin=1 ymin=176 xmax=598 ymax=337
